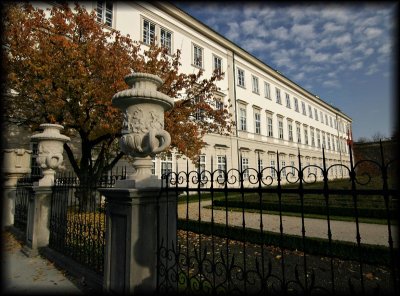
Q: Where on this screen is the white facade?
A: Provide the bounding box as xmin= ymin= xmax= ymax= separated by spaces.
xmin=28 ymin=1 xmax=353 ymax=182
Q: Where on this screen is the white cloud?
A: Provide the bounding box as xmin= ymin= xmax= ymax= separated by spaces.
xmin=364 ymin=27 xmax=383 ymax=39
xmin=322 ymin=80 xmax=340 ymax=87
xmin=292 ymin=72 xmax=305 ymax=81
xmin=366 ymin=63 xmax=379 ymax=75
xmin=291 ymin=24 xmax=316 ymax=40
xmin=323 ymin=22 xmax=345 ymax=34
xmin=332 ymin=33 xmax=352 ymax=46
xmin=378 ymin=43 xmax=391 ymax=55
xmin=271 ymin=26 xmax=290 ymax=40
xmin=241 ymin=19 xmax=259 ymax=35
xmin=226 ymin=22 xmax=240 ymax=41
xmin=349 ymin=61 xmax=363 ymax=70
xmin=245 ymin=38 xmax=268 ymax=51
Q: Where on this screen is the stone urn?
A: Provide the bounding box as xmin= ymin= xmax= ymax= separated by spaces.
xmin=112 ymin=72 xmax=174 ymax=187
xmin=30 ymin=124 xmax=70 ymax=186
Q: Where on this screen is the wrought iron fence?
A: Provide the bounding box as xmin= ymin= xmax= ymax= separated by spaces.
xmin=48 ymin=167 xmax=126 ymax=275
xmin=14 ymin=176 xmax=35 ymax=233
xmin=157 ymin=143 xmax=399 ymax=295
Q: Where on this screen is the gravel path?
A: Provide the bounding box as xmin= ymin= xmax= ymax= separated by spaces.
xmin=178 ymin=200 xmax=398 ymax=247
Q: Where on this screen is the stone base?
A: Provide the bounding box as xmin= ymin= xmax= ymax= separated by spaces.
xmin=21 ymin=245 xmax=39 ymax=258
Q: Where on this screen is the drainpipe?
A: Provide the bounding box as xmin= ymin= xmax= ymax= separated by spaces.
xmin=232 ymin=51 xmax=241 ymax=171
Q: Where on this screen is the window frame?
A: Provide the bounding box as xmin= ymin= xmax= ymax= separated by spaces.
xmin=237 ymin=68 xmax=245 ymax=88
xmin=254 ymin=112 xmax=261 ymax=134
xmin=252 ymin=75 xmax=259 ymax=94
xmin=192 ymin=43 xmax=204 ymax=68
xmin=239 ymin=107 xmax=247 ymax=131
xmin=264 ymin=82 xmax=271 ymax=99
xmin=96 ymin=1 xmax=113 ymax=27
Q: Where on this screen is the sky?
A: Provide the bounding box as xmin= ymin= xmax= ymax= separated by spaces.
xmin=173 ymin=1 xmax=398 ymax=141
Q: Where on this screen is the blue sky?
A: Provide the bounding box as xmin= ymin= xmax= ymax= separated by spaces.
xmin=173 ymin=1 xmax=398 ymax=141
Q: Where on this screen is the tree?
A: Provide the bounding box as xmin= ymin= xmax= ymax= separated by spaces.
xmin=3 ymin=3 xmax=233 ymax=210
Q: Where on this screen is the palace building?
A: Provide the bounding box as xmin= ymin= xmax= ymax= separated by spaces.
xmin=6 ymin=1 xmax=353 ymax=183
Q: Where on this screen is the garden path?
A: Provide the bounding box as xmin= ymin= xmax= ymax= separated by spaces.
xmin=177 ymin=200 xmax=398 ymax=247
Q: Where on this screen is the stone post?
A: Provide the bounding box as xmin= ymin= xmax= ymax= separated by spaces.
xmin=2 ymin=149 xmax=32 ymax=227
xmin=22 ymin=124 xmax=70 ymax=257
xmin=99 ymin=72 xmax=176 ymax=294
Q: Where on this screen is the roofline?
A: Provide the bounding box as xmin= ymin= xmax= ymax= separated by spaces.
xmin=152 ymin=1 xmax=352 ymax=122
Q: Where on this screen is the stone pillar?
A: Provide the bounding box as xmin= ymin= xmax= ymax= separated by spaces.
xmin=22 ymin=124 xmax=70 ymax=257
xmin=22 ymin=186 xmax=53 ymax=257
xmin=2 ymin=149 xmax=32 ymax=227
xmin=100 ymin=72 xmax=176 ymax=294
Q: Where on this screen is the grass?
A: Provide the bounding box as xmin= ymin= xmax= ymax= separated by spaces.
xmin=176 ymin=177 xmax=398 ymax=224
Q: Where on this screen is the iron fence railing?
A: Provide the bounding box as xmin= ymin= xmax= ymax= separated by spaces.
xmin=14 ymin=176 xmax=35 ymax=233
xmin=157 ymin=143 xmax=399 ymax=295
xmin=48 ymin=168 xmax=126 ymax=275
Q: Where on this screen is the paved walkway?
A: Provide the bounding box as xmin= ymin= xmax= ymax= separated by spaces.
xmin=178 ymin=200 xmax=398 ymax=247
xmin=1 ymin=230 xmax=84 ymax=295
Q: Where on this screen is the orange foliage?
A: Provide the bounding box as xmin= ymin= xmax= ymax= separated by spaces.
xmin=3 ymin=3 xmax=234 ymax=181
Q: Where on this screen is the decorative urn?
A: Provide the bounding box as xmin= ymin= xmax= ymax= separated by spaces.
xmin=112 ymin=72 xmax=174 ymax=187
xmin=30 ymin=123 xmax=70 ymax=186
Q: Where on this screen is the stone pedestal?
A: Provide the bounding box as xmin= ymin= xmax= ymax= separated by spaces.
xmin=2 ymin=148 xmax=32 ymax=227
xmin=22 ymin=186 xmax=53 ymax=257
xmin=99 ymin=187 xmax=177 ymax=294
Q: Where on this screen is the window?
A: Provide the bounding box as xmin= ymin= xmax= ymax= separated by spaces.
xmin=160 ymin=28 xmax=172 ymax=54
xmin=267 ymin=116 xmax=273 ymax=137
xmin=254 ymin=112 xmax=261 ymax=134
xmin=276 ymin=88 xmax=281 ymax=104
xmin=96 ymin=1 xmax=113 ymax=27
xmin=311 ymin=128 xmax=315 ymax=147
xmin=302 ymin=102 xmax=307 ymax=115
xmin=281 ymin=161 xmax=286 ymax=177
xmin=216 ymin=100 xmax=224 ymax=111
xmin=327 ymin=134 xmax=331 ymax=150
xmin=290 ymin=160 xmax=295 ymax=176
xmin=143 ymin=19 xmax=155 ymax=45
xmin=334 ymin=119 xmax=338 ymax=130
xmin=242 ymin=158 xmax=249 ymax=179
xmin=332 ymin=136 xmax=336 ymax=151
xmin=320 ymin=111 xmax=324 ymax=124
xmin=288 ymin=121 xmax=293 ymax=141
xmin=237 ymin=68 xmax=245 ymax=87
xmin=213 ymin=55 xmax=222 ymax=74
xmin=199 ymin=154 xmax=206 ymax=181
xmin=322 ymin=132 xmax=326 ymax=148
xmin=239 ymin=108 xmax=247 ymax=131
xmin=252 ymin=76 xmax=259 ymax=94
xmin=217 ymin=155 xmax=226 ymax=178
xmin=304 ymin=127 xmax=309 ymax=145
xmin=296 ymin=124 xmax=301 ymax=143
xmin=193 ymin=44 xmax=203 ymax=68
xmin=285 ymin=93 xmax=291 ymax=108
xmin=308 ymin=105 xmax=313 ymax=118
xmin=270 ymin=160 xmax=276 ymax=178
xmin=325 ymin=114 xmax=329 ymax=125
xmin=264 ymin=82 xmax=271 ymax=99
xmin=161 ymin=154 xmax=173 ymax=176
xmin=258 ymin=159 xmax=264 ymax=171
xmin=330 ymin=117 xmax=333 ymax=127
xmin=314 ymin=108 xmax=319 ymax=121
xmin=294 ymin=98 xmax=299 ymax=112
xmin=278 ymin=119 xmax=284 ymax=139
xmin=317 ymin=130 xmax=321 ymax=148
